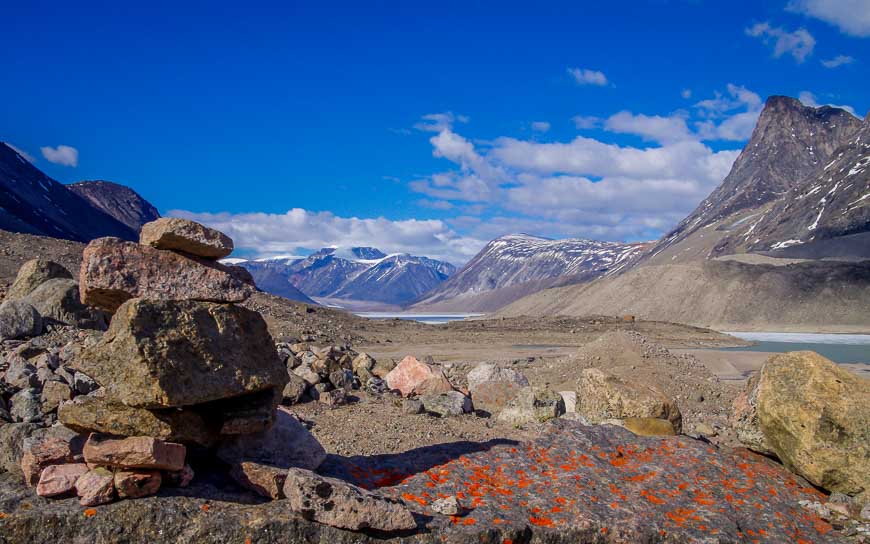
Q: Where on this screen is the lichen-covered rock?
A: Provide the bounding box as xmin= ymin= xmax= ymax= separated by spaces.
xmin=9 ymin=388 xmax=42 ymax=423
xmin=385 ymin=355 xmax=453 ymax=397
xmin=576 ymin=367 xmax=683 ymax=433
xmin=282 ymin=468 xmax=417 ymax=531
xmin=83 ymin=434 xmax=186 ymax=471
xmin=58 ymin=394 xmax=218 ymax=447
xmin=0 ymin=300 xmax=42 ymax=340
xmin=466 ymin=363 xmax=530 ymax=414
xmin=79 ymin=237 xmax=254 ymax=312
xmin=139 ymin=217 xmax=234 ymax=259
xmin=497 ymin=387 xmax=565 ymax=425
xmin=5 ymin=259 xmax=72 ymax=300
xmin=72 ymin=298 xmax=287 ymax=408
xmin=40 ymin=380 xmax=71 ymax=413
xmin=732 ymin=351 xmax=870 ymax=497
xmin=420 ymin=391 xmax=472 ymax=417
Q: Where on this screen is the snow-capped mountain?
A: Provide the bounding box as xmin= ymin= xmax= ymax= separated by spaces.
xmin=411 ymin=234 xmax=650 ymax=312
xmin=0 ymin=143 xmax=141 ymax=241
xmin=236 ymin=247 xmax=457 ymax=307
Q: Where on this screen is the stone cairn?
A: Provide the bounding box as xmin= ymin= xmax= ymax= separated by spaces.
xmin=18 ymin=218 xmax=327 ymax=505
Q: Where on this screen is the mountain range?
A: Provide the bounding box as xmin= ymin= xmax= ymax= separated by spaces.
xmin=411 ymin=234 xmax=650 ymax=312
xmin=232 ymin=248 xmax=457 ymax=308
xmin=498 ymin=96 xmax=870 ymax=331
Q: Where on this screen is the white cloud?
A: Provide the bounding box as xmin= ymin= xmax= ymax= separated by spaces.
xmin=681 ymin=89 xmax=692 ymax=99
xmin=567 ymin=67 xmax=608 ymax=86
xmin=746 ymin=22 xmax=816 ymax=62
xmin=168 ymin=208 xmax=485 ymax=265
xmin=40 ymin=144 xmax=79 ymax=167
xmin=413 ymin=111 xmax=469 ymax=132
xmin=604 ymin=111 xmax=694 ymax=144
xmin=798 ymin=91 xmax=857 ymax=115
xmin=693 ymin=84 xmax=763 ymax=141
xmin=5 ymin=142 xmax=36 ymax=163
xmin=787 ymin=0 xmax=870 ymax=37
xmin=531 ymin=121 xmax=551 ymax=132
xmin=821 ymin=54 xmax=855 ymax=68
xmin=572 ymin=115 xmax=601 ymax=129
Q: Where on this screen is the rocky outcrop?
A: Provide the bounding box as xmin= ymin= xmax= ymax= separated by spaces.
xmin=72 ymin=298 xmax=287 ymax=408
xmin=732 ymin=351 xmax=870 ymax=498
xmin=79 ymin=237 xmax=254 ymax=313
xmin=385 ymin=356 xmax=454 ymax=397
xmin=575 ymin=368 xmax=683 ymax=433
xmin=139 ymin=217 xmax=233 ymax=259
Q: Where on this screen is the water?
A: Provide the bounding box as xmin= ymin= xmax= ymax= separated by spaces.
xmin=354 ymin=313 xmax=483 ymax=324
xmin=722 ymin=332 xmax=870 ymax=364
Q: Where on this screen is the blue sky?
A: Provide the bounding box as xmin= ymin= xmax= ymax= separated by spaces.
xmin=3 ymin=0 xmax=869 ymax=263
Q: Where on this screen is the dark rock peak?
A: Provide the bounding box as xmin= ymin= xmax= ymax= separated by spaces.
xmin=350 ymin=247 xmax=387 ymax=260
xmin=68 ymin=180 xmax=160 ymax=233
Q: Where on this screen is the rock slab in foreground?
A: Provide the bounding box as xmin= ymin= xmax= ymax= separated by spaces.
xmin=79 ymin=237 xmax=254 ymax=312
xmin=139 ymin=217 xmax=234 ymax=259
xmin=733 ymin=350 xmax=870 ymax=498
xmin=83 ymin=434 xmax=186 ymax=471
xmin=282 ymin=468 xmax=417 ymax=532
xmin=73 ymin=298 xmax=287 ymax=408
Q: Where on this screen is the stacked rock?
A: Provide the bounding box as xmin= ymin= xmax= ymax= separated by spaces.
xmin=22 ymin=218 xmax=322 ymax=504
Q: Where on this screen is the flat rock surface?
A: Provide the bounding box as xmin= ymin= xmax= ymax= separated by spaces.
xmin=0 ymin=420 xmax=844 ymax=543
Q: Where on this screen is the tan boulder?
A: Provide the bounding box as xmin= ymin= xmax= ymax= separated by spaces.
xmin=5 ymin=259 xmax=72 ymax=300
xmin=72 ymin=298 xmax=287 ymax=408
xmin=575 ymin=368 xmax=682 ymax=433
xmin=620 ymin=417 xmax=677 ymax=437
xmin=732 ymin=351 xmax=870 ymax=497
xmin=466 ymin=363 xmax=530 ymax=414
xmin=229 ymin=461 xmax=286 ymax=500
xmin=139 ymin=217 xmax=233 ymax=259
xmin=79 ymin=237 xmax=254 ymax=313
xmin=497 ymin=387 xmax=565 ymax=425
xmin=385 ymin=355 xmax=453 ymax=397
xmin=83 ymin=434 xmax=186 ymax=471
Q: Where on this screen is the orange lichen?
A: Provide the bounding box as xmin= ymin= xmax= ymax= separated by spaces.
xmin=402 ymin=493 xmax=427 ymax=506
xmin=200 ymin=504 xmax=210 ymax=512
xmin=529 ymin=515 xmax=555 ymax=527
xmin=83 ymin=508 xmax=97 ymax=518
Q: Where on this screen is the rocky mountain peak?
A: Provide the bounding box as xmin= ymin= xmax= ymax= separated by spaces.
xmin=67 ymin=180 xmax=160 ymax=233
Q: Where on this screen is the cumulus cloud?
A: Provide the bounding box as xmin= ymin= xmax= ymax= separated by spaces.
xmin=746 ymin=22 xmax=816 ymax=62
xmin=693 ymin=84 xmax=763 ymax=141
xmin=40 ymin=144 xmax=79 ymax=167
xmin=821 ymin=54 xmax=855 ymax=68
xmin=787 ymin=0 xmax=870 ymax=37
xmin=5 ymin=142 xmax=36 ymax=163
xmin=531 ymin=121 xmax=551 ymax=132
xmin=798 ymin=91 xmax=857 ymax=115
xmin=567 ymin=67 xmax=608 ymax=86
xmin=168 ymin=208 xmax=485 ymax=265
xmin=603 ymin=111 xmax=694 ymax=144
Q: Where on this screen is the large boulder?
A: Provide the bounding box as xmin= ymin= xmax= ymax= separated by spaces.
xmin=23 ymin=279 xmax=106 ymax=329
xmin=58 ymin=394 xmax=218 ymax=447
xmin=79 ymin=237 xmax=254 ymax=313
xmin=575 ymin=368 xmax=682 ymax=433
xmin=732 ymin=351 xmax=870 ymax=497
xmin=384 ymin=356 xmax=454 ymax=397
xmin=497 ymin=387 xmax=565 ymax=425
xmin=72 ymin=298 xmax=287 ymax=408
xmin=420 ymin=391 xmax=472 ymax=417
xmin=466 ymin=363 xmax=530 ymax=414
xmin=0 ymin=300 xmax=42 ymax=340
xmin=282 ymin=468 xmax=417 ymax=532
xmin=139 ymin=217 xmax=234 ymax=259
xmin=5 ymin=259 xmax=72 ymax=300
